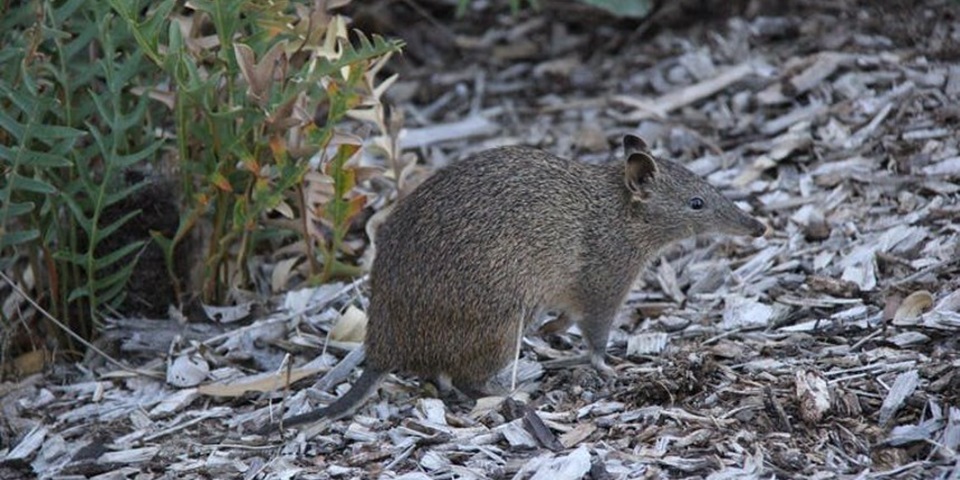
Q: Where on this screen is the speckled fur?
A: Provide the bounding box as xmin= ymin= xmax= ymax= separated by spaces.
xmin=366 ymin=136 xmax=765 ymax=391
xmin=277 ymin=136 xmax=765 ymax=428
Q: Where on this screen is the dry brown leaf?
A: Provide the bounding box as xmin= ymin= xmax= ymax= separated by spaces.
xmin=4 ymin=349 xmax=51 ymax=377
xmin=198 ymin=366 xmax=322 ymax=397
xmin=238 ymin=41 xmax=287 ymax=106
xmin=558 ymin=422 xmax=597 ymax=449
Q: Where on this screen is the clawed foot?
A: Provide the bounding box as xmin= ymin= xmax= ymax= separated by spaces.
xmin=590 ymin=353 xmax=617 ymax=378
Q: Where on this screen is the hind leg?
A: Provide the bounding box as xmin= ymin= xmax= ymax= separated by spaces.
xmin=449 ymin=335 xmax=513 ymax=398
xmin=427 ymin=374 xmax=482 ymax=406
xmin=432 ymin=373 xmax=493 ymax=398
xmin=448 ymin=311 xmax=523 ymax=395
xmin=452 ymin=377 xmax=492 ymax=399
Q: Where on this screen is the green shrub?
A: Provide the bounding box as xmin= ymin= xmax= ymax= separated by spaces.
xmin=109 ymin=0 xmax=403 ymax=302
xmin=1 ymin=0 xmax=403 ymax=353
xmin=1 ymin=0 xmax=162 ymax=342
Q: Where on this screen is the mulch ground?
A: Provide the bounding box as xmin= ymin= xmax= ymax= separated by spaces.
xmin=2 ymin=0 xmax=959 ymax=478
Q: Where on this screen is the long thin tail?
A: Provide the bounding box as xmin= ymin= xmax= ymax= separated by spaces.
xmin=260 ymin=368 xmax=386 ymax=433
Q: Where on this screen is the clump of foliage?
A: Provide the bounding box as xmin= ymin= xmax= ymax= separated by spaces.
xmin=1 ymin=0 xmax=163 ymax=344
xmin=0 ymin=0 xmax=402 ymax=361
xmin=109 ymin=0 xmax=403 ymax=302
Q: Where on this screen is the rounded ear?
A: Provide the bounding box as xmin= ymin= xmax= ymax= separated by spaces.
xmin=623 ymin=134 xmax=649 ymax=155
xmin=625 ymin=151 xmax=658 ymax=199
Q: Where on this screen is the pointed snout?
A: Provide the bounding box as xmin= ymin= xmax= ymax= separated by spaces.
xmin=725 ymin=211 xmax=768 ymax=238
xmin=746 ymin=216 xmax=768 ymax=237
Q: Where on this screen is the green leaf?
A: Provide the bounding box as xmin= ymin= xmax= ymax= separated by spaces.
xmin=0 ymin=109 xmax=25 ymax=141
xmin=11 ymin=174 xmax=58 ymax=194
xmin=103 ymin=182 xmax=145 ymax=208
xmin=106 ymin=0 xmax=176 ymax=66
xmin=28 ymin=124 xmax=87 ymax=140
xmin=62 ymin=20 xmax=99 ymax=61
xmin=97 ymin=265 xmax=136 ymax=306
xmin=0 ymin=2 xmax=35 ymax=31
xmin=94 ymin=240 xmax=144 ymax=270
xmin=109 ymin=50 xmax=145 ymax=92
xmin=2 ymin=201 xmax=35 ymax=218
xmin=52 ymin=0 xmax=90 ymax=25
xmin=150 ymin=230 xmax=174 ymax=255
xmin=0 ymin=229 xmax=40 ymax=249
xmin=67 ymin=285 xmax=92 ymax=302
xmin=55 ymin=249 xmax=89 ymax=267
xmin=92 ymin=209 xmax=142 ymax=245
xmin=62 ymin=194 xmax=94 ymax=235
xmin=311 ymin=34 xmax=404 ymax=83
xmin=0 ymin=145 xmax=72 ymax=167
xmin=113 ymin=141 xmax=163 ymax=169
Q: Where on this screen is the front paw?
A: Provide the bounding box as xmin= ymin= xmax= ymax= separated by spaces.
xmin=590 ymin=353 xmax=617 ymax=378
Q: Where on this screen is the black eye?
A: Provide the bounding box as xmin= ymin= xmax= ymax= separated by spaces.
xmin=689 ymin=197 xmax=705 ymax=210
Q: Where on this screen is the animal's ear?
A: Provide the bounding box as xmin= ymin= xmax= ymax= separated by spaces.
xmin=624 ymin=151 xmax=658 ymax=199
xmin=623 ymin=134 xmax=649 ymax=155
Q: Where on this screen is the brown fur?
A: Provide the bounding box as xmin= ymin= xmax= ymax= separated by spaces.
xmin=272 ymin=135 xmax=765 ymax=430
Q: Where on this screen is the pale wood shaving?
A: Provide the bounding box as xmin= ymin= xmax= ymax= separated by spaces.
xmin=4 ymin=1 xmax=960 ymax=478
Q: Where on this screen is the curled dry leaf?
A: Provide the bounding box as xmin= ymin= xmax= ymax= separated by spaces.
xmin=330 ymin=305 xmax=367 ymax=343
xmin=271 ymin=256 xmax=302 ymax=293
xmin=167 ymin=354 xmax=210 ymax=388
xmin=893 ymin=290 xmax=935 ymax=325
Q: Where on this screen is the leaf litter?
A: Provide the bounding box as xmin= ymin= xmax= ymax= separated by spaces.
xmin=3 ymin=0 xmax=960 ymax=478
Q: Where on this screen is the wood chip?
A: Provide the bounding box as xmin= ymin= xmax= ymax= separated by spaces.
xmin=13 ymin=3 xmax=960 ymax=477
xmin=795 ymin=370 xmax=831 ymax=424
xmin=879 ymin=370 xmax=920 ymax=427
